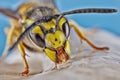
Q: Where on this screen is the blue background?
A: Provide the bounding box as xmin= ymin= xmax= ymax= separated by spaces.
xmin=0 ymin=0 xmax=120 ymax=56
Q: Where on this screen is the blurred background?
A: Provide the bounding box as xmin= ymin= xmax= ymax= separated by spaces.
xmin=0 ymin=0 xmax=119 ymax=56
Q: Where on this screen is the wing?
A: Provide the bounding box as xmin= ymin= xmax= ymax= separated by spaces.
xmin=0 ymin=8 xmax=19 ymax=20
xmin=0 ymin=0 xmax=59 ymax=20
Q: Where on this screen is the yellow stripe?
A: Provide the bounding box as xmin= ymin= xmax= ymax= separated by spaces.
xmin=43 ymin=19 xmax=56 ymax=30
xmin=59 ymin=18 xmax=66 ymax=30
xmin=32 ymin=26 xmax=44 ymax=36
xmin=45 ymin=48 xmax=56 ymax=62
xmin=64 ymin=40 xmax=71 ymax=55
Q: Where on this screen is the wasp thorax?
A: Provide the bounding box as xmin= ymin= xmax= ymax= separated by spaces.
xmin=27 ymin=7 xmax=54 ymax=21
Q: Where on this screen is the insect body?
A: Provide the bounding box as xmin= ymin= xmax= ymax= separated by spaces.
xmin=0 ymin=0 xmax=117 ymax=76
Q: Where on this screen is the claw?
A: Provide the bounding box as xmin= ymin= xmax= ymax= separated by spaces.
xmin=52 ymin=63 xmax=58 ymax=70
xmin=21 ymin=69 xmax=29 ymax=76
xmin=52 ymin=66 xmax=57 ymax=70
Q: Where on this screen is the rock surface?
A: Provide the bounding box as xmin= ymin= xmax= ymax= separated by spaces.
xmin=0 ymin=29 xmax=120 ymax=80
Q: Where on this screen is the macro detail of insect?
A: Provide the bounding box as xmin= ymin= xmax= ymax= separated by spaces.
xmin=0 ymin=0 xmax=117 ymax=76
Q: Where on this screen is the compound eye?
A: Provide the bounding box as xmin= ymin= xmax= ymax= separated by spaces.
xmin=29 ymin=33 xmax=45 ymax=48
xmin=62 ymin=22 xmax=70 ymax=39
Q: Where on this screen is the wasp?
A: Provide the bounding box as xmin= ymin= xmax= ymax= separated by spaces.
xmin=0 ymin=0 xmax=117 ymax=76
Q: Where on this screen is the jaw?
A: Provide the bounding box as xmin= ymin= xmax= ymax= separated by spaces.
xmin=56 ymin=47 xmax=69 ymax=64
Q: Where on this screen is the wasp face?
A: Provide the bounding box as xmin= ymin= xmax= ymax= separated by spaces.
xmin=44 ymin=17 xmax=71 ymax=63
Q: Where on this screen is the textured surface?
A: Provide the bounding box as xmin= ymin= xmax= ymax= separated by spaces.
xmin=0 ymin=28 xmax=120 ymax=80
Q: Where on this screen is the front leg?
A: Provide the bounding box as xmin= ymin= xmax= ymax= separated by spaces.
xmin=52 ymin=63 xmax=58 ymax=70
xmin=18 ymin=42 xmax=29 ymax=76
xmin=52 ymin=53 xmax=58 ymax=70
xmin=69 ymin=21 xmax=109 ymax=51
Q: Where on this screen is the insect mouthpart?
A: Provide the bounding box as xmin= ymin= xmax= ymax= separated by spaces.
xmin=56 ymin=47 xmax=69 ymax=63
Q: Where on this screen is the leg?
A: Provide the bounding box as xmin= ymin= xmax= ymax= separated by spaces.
xmin=53 ymin=53 xmax=58 ymax=70
xmin=69 ymin=22 xmax=109 ymax=51
xmin=52 ymin=53 xmax=59 ymax=70
xmin=52 ymin=63 xmax=58 ymax=70
xmin=18 ymin=42 xmax=29 ymax=76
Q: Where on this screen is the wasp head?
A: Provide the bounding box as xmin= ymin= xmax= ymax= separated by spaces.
xmin=44 ymin=17 xmax=71 ymax=63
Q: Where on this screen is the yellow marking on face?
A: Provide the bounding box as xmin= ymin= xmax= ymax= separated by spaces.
xmin=42 ymin=19 xmax=56 ymax=30
xmin=45 ymin=30 xmax=65 ymax=49
xmin=45 ymin=48 xmax=56 ymax=62
xmin=59 ymin=18 xmax=66 ymax=30
xmin=64 ymin=40 xmax=71 ymax=55
xmin=32 ymin=26 xmax=44 ymax=36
